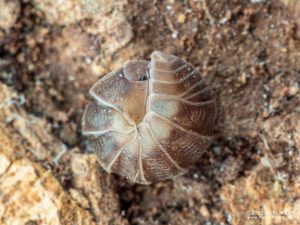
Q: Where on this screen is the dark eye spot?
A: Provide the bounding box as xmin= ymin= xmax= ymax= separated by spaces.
xmin=138 ymin=75 xmax=148 ymax=81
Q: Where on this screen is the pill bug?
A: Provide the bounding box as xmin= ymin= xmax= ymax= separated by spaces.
xmin=82 ymin=51 xmax=216 ymax=184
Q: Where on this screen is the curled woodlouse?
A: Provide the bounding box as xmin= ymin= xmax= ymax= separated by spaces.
xmin=82 ymin=51 xmax=216 ymax=184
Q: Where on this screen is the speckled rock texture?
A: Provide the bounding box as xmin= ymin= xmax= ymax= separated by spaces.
xmin=0 ymin=0 xmax=300 ymax=224
xmin=0 ymin=0 xmax=20 ymax=32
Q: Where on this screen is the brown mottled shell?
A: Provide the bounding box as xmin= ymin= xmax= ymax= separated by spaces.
xmin=82 ymin=51 xmax=216 ymax=184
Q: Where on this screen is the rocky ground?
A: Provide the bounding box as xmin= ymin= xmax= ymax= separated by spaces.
xmin=0 ymin=0 xmax=300 ymax=224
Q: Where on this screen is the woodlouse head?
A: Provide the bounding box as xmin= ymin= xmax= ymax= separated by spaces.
xmin=82 ymin=51 xmax=216 ymax=184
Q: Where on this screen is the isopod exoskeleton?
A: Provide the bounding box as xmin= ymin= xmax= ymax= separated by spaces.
xmin=82 ymin=51 xmax=216 ymax=184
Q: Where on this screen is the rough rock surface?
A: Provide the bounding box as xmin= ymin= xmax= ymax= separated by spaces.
xmin=0 ymin=0 xmax=300 ymax=224
xmin=0 ymin=83 xmax=127 ymax=225
xmin=0 ymin=158 xmax=96 ymax=225
xmin=0 ymin=0 xmax=20 ymax=32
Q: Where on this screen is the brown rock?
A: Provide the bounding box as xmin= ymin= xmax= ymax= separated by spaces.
xmin=71 ymin=153 xmax=128 ymax=225
xmin=262 ymin=114 xmax=300 ymax=149
xmin=0 ymin=0 xmax=20 ymax=31
xmin=0 ymin=158 xmax=95 ymax=225
xmin=221 ymin=165 xmax=300 ymax=225
xmin=0 ymin=84 xmax=125 ymax=224
xmin=0 ymin=153 xmax=10 ymax=176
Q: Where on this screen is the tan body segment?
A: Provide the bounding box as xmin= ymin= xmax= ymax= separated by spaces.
xmin=82 ymin=51 xmax=216 ymax=184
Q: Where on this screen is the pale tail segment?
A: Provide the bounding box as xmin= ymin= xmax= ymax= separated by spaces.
xmin=82 ymin=51 xmax=216 ymax=184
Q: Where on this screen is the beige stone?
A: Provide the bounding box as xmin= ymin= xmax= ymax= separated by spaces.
xmin=71 ymin=153 xmax=128 ymax=224
xmin=0 ymin=159 xmax=95 ymax=225
xmin=0 ymin=153 xmax=10 ymax=176
xmin=221 ymin=165 xmax=300 ymax=225
xmin=0 ymin=0 xmax=20 ymax=31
